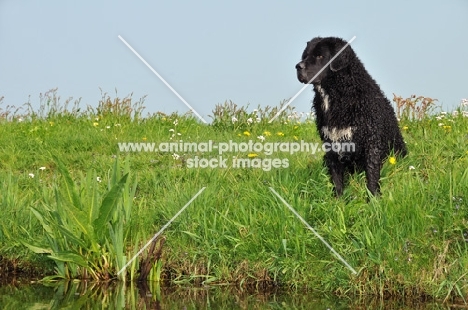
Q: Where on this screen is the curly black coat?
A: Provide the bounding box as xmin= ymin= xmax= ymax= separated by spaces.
xmin=296 ymin=37 xmax=407 ymax=196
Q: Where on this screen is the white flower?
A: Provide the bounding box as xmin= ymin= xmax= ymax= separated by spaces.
xmin=460 ymin=98 xmax=468 ymax=106
xmin=440 ymin=111 xmax=447 ymax=115
xmin=28 ymin=173 xmax=35 ymax=178
xmin=173 ymin=119 xmax=178 ymax=126
xmin=172 ymin=153 xmax=180 ymax=160
xmin=96 ymin=177 xmax=102 ymax=183
xmin=438 ymin=123 xmax=444 ymax=127
xmin=247 ymin=118 xmax=253 ymax=124
xmin=106 ymin=126 xmax=111 ymax=129
xmin=18 ymin=117 xmax=24 ymax=122
xmin=95 ymin=117 xmax=99 ymax=121
xmin=256 ymin=117 xmax=261 ymax=122
xmin=257 ymin=135 xmax=265 ymax=142
xmin=115 ymin=123 xmax=121 ymax=127
xmin=232 ymin=116 xmax=238 ymax=123
xmin=435 ymin=116 xmax=444 ymax=120
xmin=253 ymin=109 xmax=258 ymax=113
xmin=169 ymin=129 xmax=175 ymax=132
xmin=409 ymin=166 xmax=415 ymax=170
xmin=39 ymin=167 xmax=46 ymax=171
xmin=177 ymin=133 xmax=182 ymax=136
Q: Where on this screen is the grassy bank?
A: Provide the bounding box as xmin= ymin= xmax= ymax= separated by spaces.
xmin=1 ymin=90 xmax=468 ymax=301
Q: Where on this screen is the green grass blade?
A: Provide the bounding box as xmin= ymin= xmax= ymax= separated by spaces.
xmin=93 ymin=173 xmax=129 ymax=235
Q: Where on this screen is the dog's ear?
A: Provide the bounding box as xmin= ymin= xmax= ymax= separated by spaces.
xmin=330 ymin=44 xmax=354 ymax=72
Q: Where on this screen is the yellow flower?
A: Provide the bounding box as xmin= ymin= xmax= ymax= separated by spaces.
xmin=276 ymin=132 xmax=284 ymax=136
xmin=93 ymin=122 xmax=99 ymax=127
xmin=247 ymin=153 xmax=258 ymax=158
xmin=49 ymin=121 xmax=54 ymax=126
xmin=237 ymin=133 xmax=241 ymax=137
xmin=389 ymin=156 xmax=396 ymax=165
xmin=263 ymin=131 xmax=272 ymax=136
xmin=243 ymin=131 xmax=251 ymax=136
xmin=443 ymin=125 xmax=451 ymax=132
xmin=293 ymin=125 xmax=299 ymax=130
xmin=293 ymin=136 xmax=298 ymax=140
xmin=142 ymin=137 xmax=147 ymax=141
xmin=402 ymin=126 xmax=408 ymax=130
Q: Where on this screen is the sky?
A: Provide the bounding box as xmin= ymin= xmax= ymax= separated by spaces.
xmin=1 ymin=1 xmax=467 ymax=122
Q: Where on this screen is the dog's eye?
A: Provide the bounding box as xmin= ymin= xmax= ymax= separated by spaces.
xmin=316 ymin=55 xmax=323 ymax=59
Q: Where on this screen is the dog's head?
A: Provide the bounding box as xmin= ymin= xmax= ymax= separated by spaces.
xmin=296 ymin=37 xmax=355 ymax=84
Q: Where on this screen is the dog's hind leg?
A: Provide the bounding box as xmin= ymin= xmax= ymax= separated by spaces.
xmin=364 ymin=149 xmax=382 ymax=196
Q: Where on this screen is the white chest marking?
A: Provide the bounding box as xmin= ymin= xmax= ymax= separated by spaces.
xmin=316 ymin=85 xmax=330 ymax=112
xmin=322 ymin=126 xmax=353 ymax=142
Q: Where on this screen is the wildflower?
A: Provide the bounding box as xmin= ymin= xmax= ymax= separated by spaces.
xmin=253 ymin=109 xmax=258 ymax=113
xmin=232 ymin=116 xmax=238 ymax=123
xmin=115 ymin=123 xmax=121 ymax=127
xmin=257 ymin=135 xmax=265 ymax=142
xmin=443 ymin=125 xmax=451 ymax=132
xmin=293 ymin=136 xmax=298 ymax=140
xmin=169 ymin=129 xmax=175 ymax=132
xmin=248 ymin=153 xmax=258 ymax=158
xmin=243 ymin=131 xmax=251 ymax=136
xmin=93 ymin=122 xmax=99 ymax=127
xmin=435 ymin=116 xmax=444 ymax=120
xmin=461 ymin=98 xmax=468 ymax=106
xmin=263 ymin=131 xmax=271 ymax=136
xmin=172 ymin=153 xmax=180 ymax=160
xmin=39 ymin=167 xmax=46 ymax=171
xmin=106 ymin=126 xmax=110 ymax=129
xmin=49 ymin=121 xmax=54 ymax=126
xmin=28 ymin=173 xmax=35 ymax=178
xmin=256 ymin=117 xmax=261 ymax=122
xmin=177 ymin=133 xmax=182 ymax=136
xmin=18 ymin=117 xmax=24 ymax=122
xmin=96 ymin=177 xmax=102 ymax=183
xmin=276 ymin=132 xmax=285 ymax=137
xmin=438 ymin=123 xmax=444 ymax=127
xmin=452 ymin=111 xmax=459 ymax=117
xmin=409 ymin=165 xmax=415 ymax=170
xmin=389 ymin=156 xmax=396 ymax=165
xmin=402 ymin=126 xmax=409 ymax=130
xmin=142 ymin=137 xmax=147 ymax=141
xmin=173 ymin=119 xmax=178 ymax=126
xmin=293 ymin=125 xmax=299 ymax=130
xmin=247 ymin=118 xmax=253 ymax=124
xmin=95 ymin=117 xmax=99 ymax=121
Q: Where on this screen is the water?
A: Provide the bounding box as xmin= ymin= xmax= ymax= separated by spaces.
xmin=0 ymin=279 xmax=454 ymax=309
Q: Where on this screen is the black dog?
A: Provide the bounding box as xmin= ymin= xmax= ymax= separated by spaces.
xmin=296 ymin=37 xmax=407 ymax=196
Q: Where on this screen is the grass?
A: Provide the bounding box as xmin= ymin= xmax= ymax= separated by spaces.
xmin=1 ymin=90 xmax=468 ymax=302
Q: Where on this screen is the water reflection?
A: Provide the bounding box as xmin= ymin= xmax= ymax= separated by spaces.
xmin=0 ymin=279 xmax=454 ymax=309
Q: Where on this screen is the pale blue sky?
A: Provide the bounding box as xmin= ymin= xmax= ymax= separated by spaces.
xmin=1 ymin=1 xmax=467 ymax=121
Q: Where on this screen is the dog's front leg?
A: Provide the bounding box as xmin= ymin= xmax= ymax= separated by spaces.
xmin=325 ymin=153 xmax=345 ymax=196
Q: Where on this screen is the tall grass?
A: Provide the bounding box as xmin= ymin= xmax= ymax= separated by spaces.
xmin=23 ymin=156 xmax=136 ymax=281
xmin=1 ymin=90 xmax=468 ymax=301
